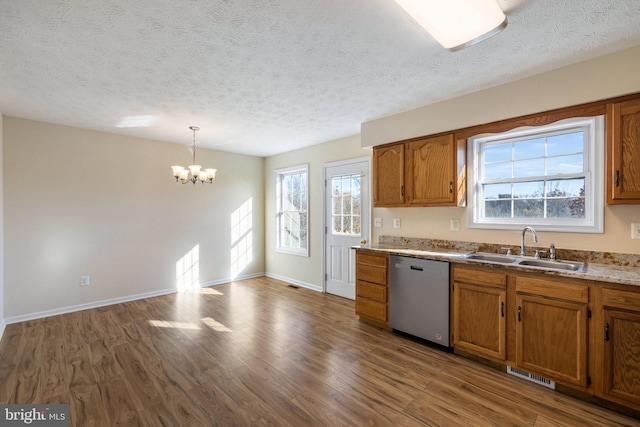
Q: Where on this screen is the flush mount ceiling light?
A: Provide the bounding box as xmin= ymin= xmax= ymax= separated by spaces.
xmin=393 ymin=0 xmax=507 ymax=51
xmin=171 ymin=126 xmax=217 ymax=184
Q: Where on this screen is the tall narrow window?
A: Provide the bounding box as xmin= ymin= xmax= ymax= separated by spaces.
xmin=276 ymin=165 xmax=309 ymax=256
xmin=468 ymin=116 xmax=604 ymax=233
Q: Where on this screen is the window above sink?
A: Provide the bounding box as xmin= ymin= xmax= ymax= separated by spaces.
xmin=467 ymin=116 xmax=604 ymax=234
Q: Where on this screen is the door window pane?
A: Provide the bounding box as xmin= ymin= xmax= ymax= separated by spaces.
xmin=331 ymin=174 xmax=361 ymax=236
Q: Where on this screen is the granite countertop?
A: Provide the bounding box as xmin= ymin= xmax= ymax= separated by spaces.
xmin=355 ymin=238 xmax=640 ymax=287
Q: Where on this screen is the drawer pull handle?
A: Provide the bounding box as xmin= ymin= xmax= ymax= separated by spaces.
xmin=604 ymin=322 xmax=610 ymax=342
xmin=410 ymin=266 xmax=423 ymax=271
xmin=517 ymin=306 xmax=521 ymax=322
xmin=501 ymin=301 xmax=504 ymax=317
xmin=615 ymin=170 xmax=620 ymax=187
xmin=449 ymin=181 xmax=453 ymax=193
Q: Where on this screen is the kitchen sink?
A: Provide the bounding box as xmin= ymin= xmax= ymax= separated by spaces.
xmin=518 ymin=259 xmax=585 ymax=272
xmin=465 ymin=254 xmax=518 ymax=264
xmin=464 ymin=252 xmax=585 ymax=272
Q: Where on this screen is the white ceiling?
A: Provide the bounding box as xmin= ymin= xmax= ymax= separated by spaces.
xmin=1 ymin=1 xmax=640 ymax=157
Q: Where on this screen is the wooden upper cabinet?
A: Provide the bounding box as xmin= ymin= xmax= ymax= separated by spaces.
xmin=372 ymin=133 xmax=466 ymax=208
xmin=607 ymin=98 xmax=640 ymax=204
xmin=372 ymin=143 xmax=405 ymax=207
xmin=405 ymin=134 xmax=456 ymax=206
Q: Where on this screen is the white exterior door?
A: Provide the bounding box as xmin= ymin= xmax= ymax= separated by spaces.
xmin=324 ymin=158 xmax=370 ymax=300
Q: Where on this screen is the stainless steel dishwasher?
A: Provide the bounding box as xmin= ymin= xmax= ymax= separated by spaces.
xmin=389 ymin=255 xmax=450 ymax=347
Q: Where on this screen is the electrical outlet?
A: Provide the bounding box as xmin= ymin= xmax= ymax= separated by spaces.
xmin=374 ymin=217 xmax=382 ymax=227
xmin=632 ymin=223 xmax=640 ymax=240
xmin=393 ymin=218 xmax=401 ymax=228
xmin=450 ymin=219 xmax=460 ymax=231
xmin=80 ymin=275 xmax=90 ymax=286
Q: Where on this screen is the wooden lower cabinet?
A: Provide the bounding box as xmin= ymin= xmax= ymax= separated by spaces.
xmin=357 ymin=253 xmax=640 ymax=413
xmin=453 ymin=268 xmax=591 ymax=388
xmin=515 ymin=276 xmax=590 ymax=387
xmin=355 ymin=251 xmax=389 ymax=326
xmin=596 ymin=287 xmax=640 ymax=409
xmin=452 ymin=265 xmax=507 ymax=361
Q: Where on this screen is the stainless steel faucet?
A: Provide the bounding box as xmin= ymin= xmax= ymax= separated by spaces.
xmin=520 ymin=227 xmax=538 ymax=256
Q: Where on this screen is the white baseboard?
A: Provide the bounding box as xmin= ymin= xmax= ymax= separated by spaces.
xmin=0 ymin=319 xmax=6 ymax=343
xmin=3 ymin=272 xmax=266 ymax=325
xmin=264 ymin=273 xmax=323 ymax=292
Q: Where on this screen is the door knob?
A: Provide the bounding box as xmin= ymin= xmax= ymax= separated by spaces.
xmin=361 ymin=239 xmax=367 ymax=244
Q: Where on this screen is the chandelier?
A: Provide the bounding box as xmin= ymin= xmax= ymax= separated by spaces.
xmin=171 ymin=126 xmax=217 ymax=184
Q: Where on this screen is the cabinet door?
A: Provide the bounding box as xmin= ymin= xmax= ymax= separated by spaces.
xmin=601 ymin=308 xmax=640 ymax=407
xmin=516 ymin=294 xmax=589 ymax=387
xmin=453 ymin=282 xmax=506 ymax=360
xmin=372 ymin=144 xmax=405 ymax=206
xmin=607 ymin=98 xmax=640 ymax=204
xmin=597 ymin=287 xmax=640 ymax=408
xmin=405 ymin=134 xmax=456 ymax=206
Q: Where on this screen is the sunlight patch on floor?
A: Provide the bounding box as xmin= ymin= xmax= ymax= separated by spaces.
xmin=201 ymin=317 xmax=233 ymax=332
xmin=148 ymin=320 xmax=200 ymax=330
xmin=198 ymin=287 xmax=224 ymax=295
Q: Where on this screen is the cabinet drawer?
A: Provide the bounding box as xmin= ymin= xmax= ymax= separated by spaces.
xmin=453 ymin=266 xmax=506 ymax=288
xmin=357 ymin=252 xmax=388 ymax=268
xmin=516 ymin=276 xmax=589 ymax=303
xmin=357 ymin=280 xmax=387 ymax=303
xmin=356 ymin=298 xmax=387 ymax=322
xmin=602 ymin=288 xmax=640 ymax=311
xmin=356 ymin=264 xmax=387 ymax=285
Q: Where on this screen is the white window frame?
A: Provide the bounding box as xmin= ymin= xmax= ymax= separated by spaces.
xmin=275 ymin=164 xmax=309 ymax=256
xmin=467 ymin=116 xmax=604 ymax=233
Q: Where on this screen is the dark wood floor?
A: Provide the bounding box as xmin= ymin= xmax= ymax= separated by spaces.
xmin=0 ymin=277 xmax=638 ymax=426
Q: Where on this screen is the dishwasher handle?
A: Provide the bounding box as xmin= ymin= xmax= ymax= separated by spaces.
xmin=393 ymin=262 xmax=425 ymax=271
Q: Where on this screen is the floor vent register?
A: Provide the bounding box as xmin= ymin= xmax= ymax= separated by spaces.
xmin=507 ymin=366 xmax=556 ymax=390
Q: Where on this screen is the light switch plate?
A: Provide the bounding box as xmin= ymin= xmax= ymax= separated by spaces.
xmin=632 ymin=223 xmax=640 ymax=240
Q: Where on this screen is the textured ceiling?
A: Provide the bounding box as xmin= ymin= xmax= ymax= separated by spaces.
xmin=1 ymin=0 xmax=640 ymax=157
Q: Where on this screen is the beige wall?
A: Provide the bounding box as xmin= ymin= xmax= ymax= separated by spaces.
xmin=362 ymin=45 xmax=640 ymax=147
xmin=3 ymin=117 xmax=265 ymax=318
xmin=363 ymin=45 xmax=640 ymax=254
xmin=265 ymin=135 xmax=370 ymax=289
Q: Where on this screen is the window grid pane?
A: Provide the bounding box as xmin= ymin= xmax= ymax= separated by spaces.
xmin=331 ymin=174 xmax=361 ymax=236
xmin=479 ymin=129 xmax=587 ymax=221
